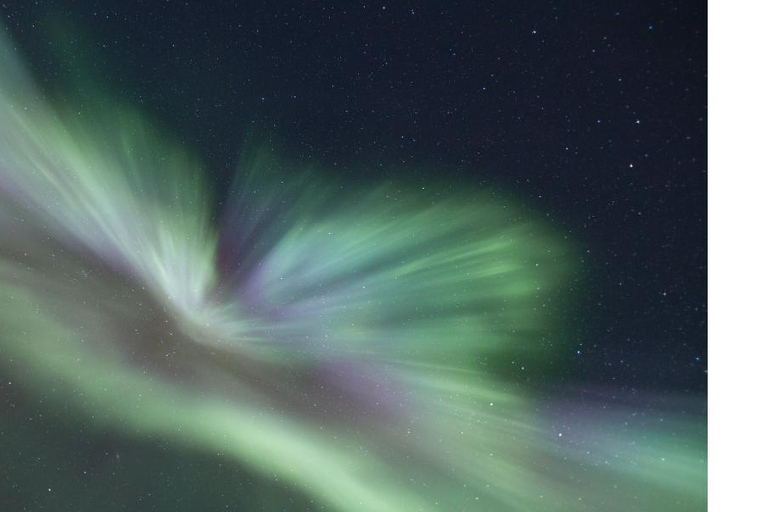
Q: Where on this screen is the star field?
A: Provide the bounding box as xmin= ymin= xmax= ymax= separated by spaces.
xmin=0 ymin=2 xmax=706 ymax=511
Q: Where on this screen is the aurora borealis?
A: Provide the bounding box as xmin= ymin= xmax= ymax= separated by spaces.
xmin=0 ymin=6 xmax=706 ymax=512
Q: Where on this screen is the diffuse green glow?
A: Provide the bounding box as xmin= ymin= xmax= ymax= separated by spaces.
xmin=0 ymin=28 xmax=705 ymax=512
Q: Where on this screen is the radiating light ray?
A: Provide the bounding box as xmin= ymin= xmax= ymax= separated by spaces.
xmin=0 ymin=26 xmax=706 ymax=512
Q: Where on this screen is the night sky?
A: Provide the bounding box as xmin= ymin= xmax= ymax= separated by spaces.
xmin=0 ymin=1 xmax=707 ymax=511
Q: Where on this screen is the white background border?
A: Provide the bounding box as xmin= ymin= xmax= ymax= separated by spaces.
xmin=709 ymin=1 xmax=768 ymax=509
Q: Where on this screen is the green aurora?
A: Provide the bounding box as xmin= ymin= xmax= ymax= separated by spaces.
xmin=0 ymin=27 xmax=705 ymax=511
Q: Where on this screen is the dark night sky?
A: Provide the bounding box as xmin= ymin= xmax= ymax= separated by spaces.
xmin=1 ymin=0 xmax=707 ymax=393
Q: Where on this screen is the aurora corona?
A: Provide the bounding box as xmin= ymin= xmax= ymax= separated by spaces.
xmin=0 ymin=27 xmax=705 ymax=511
